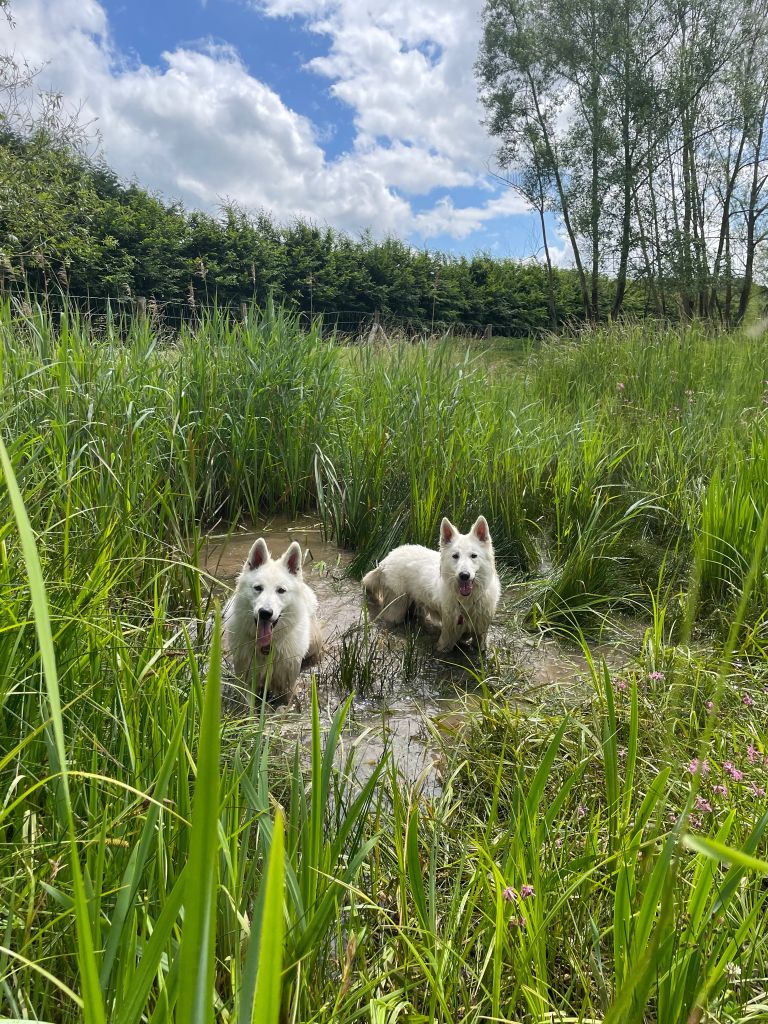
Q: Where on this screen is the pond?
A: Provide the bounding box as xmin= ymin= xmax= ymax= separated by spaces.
xmin=200 ymin=516 xmax=629 ymax=794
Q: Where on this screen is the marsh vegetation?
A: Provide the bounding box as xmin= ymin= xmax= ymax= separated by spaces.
xmin=1 ymin=301 xmax=768 ymax=1022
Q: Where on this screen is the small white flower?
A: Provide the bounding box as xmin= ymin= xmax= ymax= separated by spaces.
xmin=725 ymin=962 xmax=742 ymax=982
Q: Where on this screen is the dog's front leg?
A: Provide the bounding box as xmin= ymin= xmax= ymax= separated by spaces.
xmin=231 ymin=644 xmax=254 ymax=682
xmin=268 ymin=657 xmax=302 ymax=700
xmin=436 ymin=620 xmax=462 ymax=653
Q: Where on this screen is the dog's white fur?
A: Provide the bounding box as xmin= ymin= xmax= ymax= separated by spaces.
xmin=361 ymin=515 xmax=501 ymax=652
xmin=223 ymin=538 xmax=322 ymax=697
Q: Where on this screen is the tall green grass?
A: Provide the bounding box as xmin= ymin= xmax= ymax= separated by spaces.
xmin=0 ymin=538 xmax=381 ymax=1019
xmin=2 ymin=300 xmax=767 ymax=623
xmin=3 ymin=302 xmax=768 ymax=1021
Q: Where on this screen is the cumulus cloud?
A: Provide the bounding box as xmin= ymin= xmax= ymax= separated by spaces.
xmin=0 ymin=0 xmax=535 ymax=243
xmin=412 ymin=190 xmax=530 ymax=242
xmin=257 ymin=0 xmax=497 ymax=195
xmin=275 ymin=0 xmax=492 ymax=161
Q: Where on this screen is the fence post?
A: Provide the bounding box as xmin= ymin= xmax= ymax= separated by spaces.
xmin=137 ymin=296 xmax=147 ymax=319
xmin=240 ymin=302 xmax=248 ymax=323
xmin=484 ymin=324 xmax=493 ymax=340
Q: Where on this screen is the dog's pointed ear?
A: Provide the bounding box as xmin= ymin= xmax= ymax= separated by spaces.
xmin=282 ymin=541 xmax=303 ymax=576
xmin=472 ymin=515 xmax=490 ymax=543
xmin=440 ymin=517 xmax=456 ymax=546
xmin=245 ymin=538 xmax=270 ymax=570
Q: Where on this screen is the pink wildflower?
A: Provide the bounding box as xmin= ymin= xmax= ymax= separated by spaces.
xmin=742 ymin=693 xmax=756 ymax=708
xmin=520 ymin=884 xmax=535 ymax=899
xmin=577 ymin=803 xmax=588 ymax=819
xmin=688 ymin=759 xmax=710 ymax=775
xmin=508 ymin=915 xmax=527 ymax=930
xmin=694 ymin=796 xmax=713 ymax=813
xmin=750 ymin=783 xmax=766 ymax=799
xmin=502 ymin=886 xmax=515 ymax=902
xmin=705 ymin=701 xmax=714 ymax=711
xmin=648 ymin=671 xmax=665 ymax=682
xmin=747 ymin=745 xmax=759 ymax=764
xmin=617 ymin=382 xmax=625 ymax=390
xmin=619 ymin=748 xmax=627 ymax=760
xmin=724 ymin=762 xmax=744 ymax=782
xmin=689 ymin=814 xmax=702 ymax=829
xmin=712 ymin=784 xmax=728 ymax=797
xmin=616 ymin=680 xmax=627 ymax=692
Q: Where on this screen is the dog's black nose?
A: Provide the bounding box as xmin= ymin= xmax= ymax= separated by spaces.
xmin=257 ymin=607 xmax=273 ymax=621
xmin=458 ymin=570 xmax=471 ymax=582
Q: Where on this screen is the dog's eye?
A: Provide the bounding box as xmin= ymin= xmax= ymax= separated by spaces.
xmin=452 ymin=552 xmax=459 ymax=560
xmin=253 ymin=584 xmax=263 ymax=593
xmin=276 ymin=587 xmax=286 ymax=594
xmin=471 ymin=553 xmax=478 ymax=559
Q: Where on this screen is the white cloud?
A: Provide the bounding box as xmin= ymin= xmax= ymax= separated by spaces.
xmin=412 ymin=189 xmax=530 ymax=242
xmin=288 ymin=0 xmax=491 ymax=163
xmin=257 ymin=0 xmax=497 ymax=195
xmin=353 ymin=141 xmax=477 ymax=195
xmin=0 ymin=0 xmax=535 ymax=244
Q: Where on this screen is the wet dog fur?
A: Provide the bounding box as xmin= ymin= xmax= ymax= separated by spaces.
xmin=361 ymin=515 xmax=501 ymax=652
xmin=223 ymin=538 xmax=322 ymax=698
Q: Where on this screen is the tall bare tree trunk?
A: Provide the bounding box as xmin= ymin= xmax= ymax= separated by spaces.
xmin=612 ymin=80 xmax=633 ymax=318
xmin=737 ymin=109 xmax=768 ymax=323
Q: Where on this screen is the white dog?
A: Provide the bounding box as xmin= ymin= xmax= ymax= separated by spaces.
xmin=223 ymin=538 xmax=322 ymax=698
xmin=362 ymin=516 xmax=501 ymax=652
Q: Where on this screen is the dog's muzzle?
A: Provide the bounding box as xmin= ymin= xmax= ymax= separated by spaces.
xmin=256 ymin=608 xmax=277 ymax=653
xmin=458 ymin=571 xmax=474 ymax=597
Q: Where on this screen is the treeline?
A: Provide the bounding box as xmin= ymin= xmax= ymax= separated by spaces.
xmin=478 ymin=0 xmax=768 ymax=326
xmin=0 ymin=128 xmax=650 ymax=334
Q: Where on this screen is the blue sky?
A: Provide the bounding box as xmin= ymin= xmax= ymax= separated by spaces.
xmin=1 ymin=0 xmax=568 ymax=261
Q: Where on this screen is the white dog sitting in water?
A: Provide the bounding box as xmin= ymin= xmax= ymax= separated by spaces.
xmin=223 ymin=538 xmax=322 ymax=698
xmin=362 ymin=516 xmax=501 ymax=652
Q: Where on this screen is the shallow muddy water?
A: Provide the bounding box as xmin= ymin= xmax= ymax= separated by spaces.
xmin=201 ymin=517 xmax=629 ymax=793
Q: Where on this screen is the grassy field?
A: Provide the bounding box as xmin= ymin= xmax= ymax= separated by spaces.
xmin=1 ymin=299 xmax=768 ymax=1023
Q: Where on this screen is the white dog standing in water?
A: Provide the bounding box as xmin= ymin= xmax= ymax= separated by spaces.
xmin=362 ymin=516 xmax=501 ymax=652
xmin=223 ymin=538 xmax=322 ymax=698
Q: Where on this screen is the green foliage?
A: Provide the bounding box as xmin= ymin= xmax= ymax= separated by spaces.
xmin=1 ymin=302 xmax=767 ymax=627
xmin=2 ymin=310 xmax=768 ymax=1022
xmin=477 ymin=0 xmax=768 ymax=325
xmin=1 ymin=128 xmax=634 ymax=333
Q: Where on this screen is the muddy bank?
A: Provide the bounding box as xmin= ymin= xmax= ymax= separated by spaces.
xmin=201 ymin=517 xmax=629 ymax=793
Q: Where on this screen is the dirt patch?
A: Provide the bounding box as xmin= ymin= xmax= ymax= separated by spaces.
xmin=200 ymin=517 xmax=630 ymax=793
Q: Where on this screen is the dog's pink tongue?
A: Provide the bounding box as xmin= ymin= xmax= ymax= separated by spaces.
xmin=256 ymin=619 xmax=273 ymax=651
xmin=459 ymin=580 xmax=474 ymax=597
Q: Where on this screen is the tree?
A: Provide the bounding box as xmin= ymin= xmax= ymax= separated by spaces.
xmin=477 ymin=0 xmax=592 ymax=319
xmin=1 ymin=1 xmax=35 ymax=126
xmin=477 ymin=0 xmax=768 ymax=326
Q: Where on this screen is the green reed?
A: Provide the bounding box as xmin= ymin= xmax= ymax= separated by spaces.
xmin=2 ymin=303 xmax=768 ymax=1022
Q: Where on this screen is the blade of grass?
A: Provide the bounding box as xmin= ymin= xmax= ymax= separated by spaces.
xmin=248 ymin=808 xmax=286 ymax=1024
xmin=115 ymin=869 xmax=187 ymax=1024
xmin=0 ymin=434 xmax=105 ymax=1024
xmin=101 ymin=711 xmax=186 ymax=993
xmin=176 ymin=607 xmax=223 ymax=1024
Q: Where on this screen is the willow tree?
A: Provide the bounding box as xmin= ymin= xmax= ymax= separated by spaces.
xmin=477 ymin=0 xmax=768 ymax=324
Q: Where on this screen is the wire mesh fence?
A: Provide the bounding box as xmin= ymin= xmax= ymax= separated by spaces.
xmin=0 ymin=288 xmax=499 ymax=341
